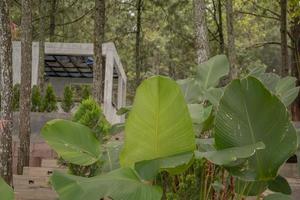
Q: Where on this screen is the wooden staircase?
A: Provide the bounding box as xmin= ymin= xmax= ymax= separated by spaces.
xmin=14 ymin=159 xmax=66 ymax=200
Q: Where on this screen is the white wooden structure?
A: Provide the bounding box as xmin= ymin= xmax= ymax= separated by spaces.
xmin=12 ymin=42 xmax=126 ymax=124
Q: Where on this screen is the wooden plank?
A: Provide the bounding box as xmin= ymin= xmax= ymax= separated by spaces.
xmin=41 ymin=159 xmax=59 ymax=168
xmin=14 ymin=188 xmax=58 ymax=200
xmin=13 ymin=175 xmax=51 ymax=189
xmin=23 ymin=167 xmax=66 ymax=176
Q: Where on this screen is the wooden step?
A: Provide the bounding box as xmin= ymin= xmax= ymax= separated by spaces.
xmin=23 ymin=167 xmax=66 ymax=177
xmin=13 ymin=175 xmax=51 ymax=190
xmin=41 ymin=159 xmax=60 ymax=168
xmin=14 ymin=188 xmax=58 ymax=200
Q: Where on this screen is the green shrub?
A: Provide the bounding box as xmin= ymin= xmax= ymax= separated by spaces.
xmin=81 ymin=85 xmax=92 ymax=101
xmin=42 ymin=84 xmax=57 ymax=112
xmin=12 ymin=84 xmax=20 ymax=111
xmin=65 ymin=97 xmax=111 ymax=177
xmin=31 ymin=85 xmax=43 ymax=112
xmin=61 ymin=85 xmax=74 ymax=112
xmin=73 ymin=97 xmax=110 ymax=139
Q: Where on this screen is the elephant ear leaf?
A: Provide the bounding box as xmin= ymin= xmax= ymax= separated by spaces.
xmin=196 ymin=54 xmax=229 ymax=89
xmin=41 ymin=119 xmax=101 ymax=166
xmin=214 ymin=76 xmax=298 ymax=181
xmin=275 ymin=76 xmax=300 ymax=106
xmin=195 ymin=142 xmax=265 ymax=166
xmin=268 ymin=175 xmax=291 ymax=195
xmin=0 ymin=177 xmax=14 ymax=200
xmin=51 ymin=168 xmax=162 ymax=200
xmin=120 ymin=76 xmax=195 ymax=174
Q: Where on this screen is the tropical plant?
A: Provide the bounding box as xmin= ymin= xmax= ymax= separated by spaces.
xmin=41 ymin=56 xmax=299 ymax=199
xmin=61 ymin=85 xmax=74 ymax=112
xmin=42 ymin=84 xmax=57 ymax=112
xmin=31 ymin=85 xmax=43 ymax=112
xmin=0 ymin=177 xmax=14 ymax=200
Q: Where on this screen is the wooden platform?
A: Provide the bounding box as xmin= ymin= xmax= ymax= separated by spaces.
xmin=13 ymin=159 xmax=66 ymax=200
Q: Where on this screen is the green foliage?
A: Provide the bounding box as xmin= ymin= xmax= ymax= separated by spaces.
xmin=42 ymin=119 xmax=101 ymax=166
xmin=42 ymin=63 xmax=298 ymax=199
xmin=52 ymin=168 xmax=162 ymax=200
xmin=0 ymin=177 xmax=14 ymax=200
xmin=81 ymin=85 xmax=92 ymax=101
xmin=42 ymin=84 xmax=57 ymax=112
xmin=12 ymin=83 xmax=20 ymax=111
xmin=31 ymin=85 xmax=43 ymax=112
xmin=73 ymin=97 xmax=111 ymax=139
xmin=120 ymin=76 xmax=195 ymax=173
xmin=61 ymin=85 xmax=74 ymax=112
xmin=214 ymin=77 xmax=297 ymax=181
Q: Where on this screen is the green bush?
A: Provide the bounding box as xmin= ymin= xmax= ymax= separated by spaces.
xmin=73 ymin=97 xmax=110 ymax=139
xmin=12 ymin=84 xmax=20 ymax=111
xmin=64 ymin=97 xmax=111 ymax=177
xmin=42 ymin=84 xmax=57 ymax=112
xmin=61 ymin=85 xmax=74 ymax=112
xmin=31 ymin=85 xmax=43 ymax=112
xmin=81 ymin=85 xmax=92 ymax=101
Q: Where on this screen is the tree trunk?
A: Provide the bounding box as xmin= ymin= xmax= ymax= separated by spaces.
xmin=38 ymin=0 xmax=46 ymax=90
xmin=194 ymin=0 xmax=210 ymax=64
xmin=280 ymin=0 xmax=289 ymax=76
xmin=226 ymin=0 xmax=238 ymax=79
xmin=291 ymin=16 xmax=300 ymax=120
xmin=0 ymin=0 xmax=13 ymax=185
xmin=218 ymin=0 xmax=224 ymax=53
xmin=49 ymin=0 xmax=57 ymax=42
xmin=93 ymin=0 xmax=105 ymax=104
xmin=135 ymin=0 xmax=142 ymax=87
xmin=17 ymin=0 xmax=32 ymax=175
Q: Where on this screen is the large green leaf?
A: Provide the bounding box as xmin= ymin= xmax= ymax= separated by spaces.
xmin=135 ymin=152 xmax=194 ymax=180
xmin=52 ymin=168 xmax=162 ymax=200
xmin=120 ymin=76 xmax=195 ymax=170
xmin=195 ymin=142 xmax=265 ymax=166
xmin=234 ymin=178 xmax=268 ymax=196
xmin=275 ymin=76 xmax=300 ymax=106
xmin=0 ymin=177 xmax=14 ymax=200
xmin=253 ymin=73 xmax=299 ymax=106
xmin=41 ymin=119 xmax=101 ymax=166
xmin=268 ymin=175 xmax=291 ymax=195
xmin=215 ymin=77 xmax=298 ymax=181
xmin=102 ymin=141 xmax=123 ymax=172
xmin=177 ymin=78 xmax=202 ymax=103
xmin=188 ymin=104 xmax=212 ymax=124
xmin=196 ymin=55 xmax=229 ymax=89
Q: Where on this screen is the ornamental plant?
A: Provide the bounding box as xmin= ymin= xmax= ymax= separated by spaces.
xmin=40 ymin=55 xmax=299 ymax=200
xmin=42 ymin=84 xmax=57 ymax=112
xmin=61 ymin=85 xmax=74 ymax=112
xmin=31 ymin=85 xmax=43 ymax=112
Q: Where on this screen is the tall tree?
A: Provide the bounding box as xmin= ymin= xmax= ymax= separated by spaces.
xmin=93 ymin=0 xmax=105 ymax=104
xmin=280 ymin=0 xmax=289 ymax=76
xmin=291 ymin=15 xmax=300 ymax=120
xmin=17 ymin=0 xmax=32 ymax=175
xmin=226 ymin=0 xmax=238 ymax=79
xmin=194 ymin=0 xmax=210 ymax=64
xmin=135 ymin=0 xmax=143 ymax=87
xmin=38 ymin=0 xmax=46 ymax=90
xmin=0 ymin=0 xmax=13 ymax=185
xmin=217 ymin=0 xmax=224 ymax=53
xmin=49 ymin=0 xmax=57 ymax=42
